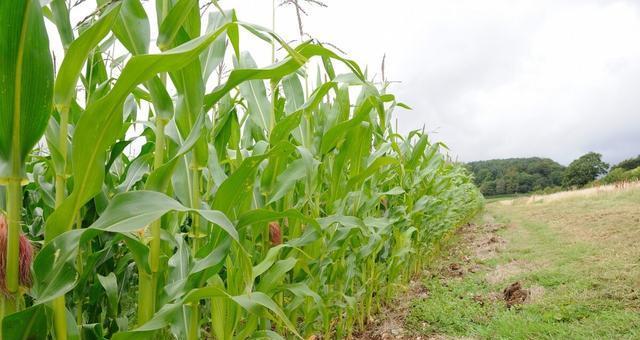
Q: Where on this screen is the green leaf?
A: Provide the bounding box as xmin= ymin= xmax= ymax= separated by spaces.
xmin=0 ymin=0 xmax=54 ymax=180
xmin=267 ymin=158 xmax=306 ymax=204
xmin=157 ymin=0 xmax=198 ymax=50
xmin=53 ymin=3 xmax=121 ymax=110
xmin=170 ymin=41 xmax=207 ymax=167
xmin=97 ymin=272 xmax=119 ymax=316
xmin=347 ymin=156 xmax=399 ymax=189
xmin=237 ymin=208 xmax=319 ymax=230
xmin=49 ymin=0 xmax=74 ymax=48
xmin=282 ymin=74 xmax=304 ymax=114
xmin=237 ymin=52 xmax=274 ymax=132
xmin=146 ymin=76 xmax=174 ymax=120
xmin=45 ymin=22 xmax=233 ymax=241
xmin=108 ymin=0 xmax=150 ymax=55
xmin=201 ymin=11 xmax=230 ymax=82
xmin=231 ymin=292 xmax=301 ymax=339
xmin=89 ymin=191 xmax=238 ymax=241
xmin=111 ymin=303 xmax=183 ymax=339
xmin=284 ymin=282 xmax=322 ymax=304
xmin=1 ymin=304 xmax=49 ymax=339
xmin=117 ymin=153 xmax=151 ymax=192
xmin=269 ymin=81 xmax=336 ymax=144
xmin=256 ymin=258 xmax=297 ymax=294
xmin=33 ymin=190 xmax=241 ymax=304
xmin=407 ymin=134 xmax=430 ymax=169
xmin=252 ymin=245 xmax=287 ymax=280
xmin=320 ymin=95 xmax=381 ymax=155
xmin=212 ymin=142 xmax=295 ymax=217
xmin=116 ymin=286 xmax=302 ymax=338
xmin=250 ymin=330 xmax=286 ymax=340
xmin=145 ymin=112 xmax=205 ymax=192
xmin=228 ymin=10 xmax=240 ymax=58
xmin=204 ymin=42 xmax=354 ymax=111
xmin=32 ymin=229 xmax=85 ymax=303
xmin=122 ymin=234 xmax=152 ymax=274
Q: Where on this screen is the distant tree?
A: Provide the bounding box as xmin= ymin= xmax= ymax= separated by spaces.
xmin=602 ymin=168 xmax=627 ymax=184
xmin=549 ymin=169 xmax=564 ymax=186
xmin=466 ymin=157 xmax=565 ymax=196
xmin=563 ymin=152 xmax=609 ymax=187
xmin=476 ymin=168 xmax=494 ymax=182
xmin=479 ymin=180 xmax=496 ymax=196
xmin=611 ymin=155 xmax=640 ymax=171
xmin=517 ymin=173 xmax=535 ymax=192
xmin=601 ymin=166 xmax=640 ymax=184
xmin=495 ymin=178 xmax=506 ymax=195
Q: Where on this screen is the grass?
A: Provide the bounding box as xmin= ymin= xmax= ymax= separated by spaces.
xmin=483 ymin=193 xmax=529 ymax=204
xmin=406 ymin=188 xmax=640 ymax=339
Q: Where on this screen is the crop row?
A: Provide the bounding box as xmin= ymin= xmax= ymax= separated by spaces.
xmin=0 ymin=1 xmax=482 ymax=338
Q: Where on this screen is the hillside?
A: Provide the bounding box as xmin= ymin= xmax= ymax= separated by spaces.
xmin=466 ymin=158 xmax=565 ymax=196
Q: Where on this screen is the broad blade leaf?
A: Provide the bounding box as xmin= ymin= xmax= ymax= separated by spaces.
xmin=0 ymin=0 xmax=54 ymax=180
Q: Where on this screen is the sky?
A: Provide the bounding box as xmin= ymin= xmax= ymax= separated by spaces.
xmin=49 ymin=0 xmax=640 ymax=166
xmin=229 ymin=0 xmax=640 ymax=165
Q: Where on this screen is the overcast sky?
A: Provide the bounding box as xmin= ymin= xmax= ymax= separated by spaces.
xmin=52 ymin=0 xmax=640 ymax=165
xmin=228 ymin=0 xmax=640 ymax=165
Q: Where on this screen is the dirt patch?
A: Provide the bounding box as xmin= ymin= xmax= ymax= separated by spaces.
xmin=353 ymin=279 xmax=429 ymax=340
xmin=468 ymin=224 xmax=507 ymax=260
xmin=528 ymin=285 xmax=545 ymax=303
xmin=357 ymin=221 xmax=513 ymax=339
xmin=485 ymin=260 xmax=529 ymax=284
xmin=485 ymin=291 xmax=504 ymax=302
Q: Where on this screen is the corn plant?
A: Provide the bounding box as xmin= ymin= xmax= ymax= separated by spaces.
xmin=0 ymin=1 xmax=53 ymax=335
xmin=0 ymin=0 xmax=482 ymax=339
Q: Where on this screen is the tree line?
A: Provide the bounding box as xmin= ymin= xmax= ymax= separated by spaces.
xmin=466 ymin=153 xmax=640 ymax=196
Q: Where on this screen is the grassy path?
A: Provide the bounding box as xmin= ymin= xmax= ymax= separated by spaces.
xmin=402 ymin=189 xmax=640 ymax=339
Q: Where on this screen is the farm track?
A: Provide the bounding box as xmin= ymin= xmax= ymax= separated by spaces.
xmin=360 ymin=187 xmax=640 ymax=339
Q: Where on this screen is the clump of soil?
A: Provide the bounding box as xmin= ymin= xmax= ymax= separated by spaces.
xmin=446 ymin=263 xmax=465 ymax=277
xmin=503 ymin=281 xmax=529 ymax=308
xmin=472 ymin=294 xmax=485 ymax=306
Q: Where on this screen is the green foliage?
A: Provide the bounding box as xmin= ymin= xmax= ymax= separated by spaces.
xmin=562 ymin=152 xmax=609 ymax=188
xmin=0 ymin=0 xmax=54 ymax=179
xmin=610 ymin=155 xmax=640 ymax=172
xmin=601 ymin=166 xmax=640 ymax=184
xmin=470 ymin=153 xmax=638 ymax=195
xmin=0 ymin=2 xmax=483 ymax=339
xmin=0 ymin=0 xmax=54 ymax=323
xmin=467 ymin=158 xmax=565 ymax=196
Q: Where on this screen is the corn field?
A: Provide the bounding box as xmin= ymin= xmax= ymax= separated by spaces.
xmin=0 ymin=0 xmax=482 ymax=339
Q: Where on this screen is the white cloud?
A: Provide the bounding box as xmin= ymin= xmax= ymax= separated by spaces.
xmin=48 ymin=0 xmax=640 ymax=165
xmin=232 ymin=0 xmax=640 ymax=165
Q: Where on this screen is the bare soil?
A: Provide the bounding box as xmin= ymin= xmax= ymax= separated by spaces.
xmin=354 ymin=220 xmax=522 ymax=339
xmin=351 ymin=278 xmax=429 ymax=340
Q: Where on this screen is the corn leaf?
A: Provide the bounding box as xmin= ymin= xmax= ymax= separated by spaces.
xmin=0 ymin=0 xmax=54 ymax=180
